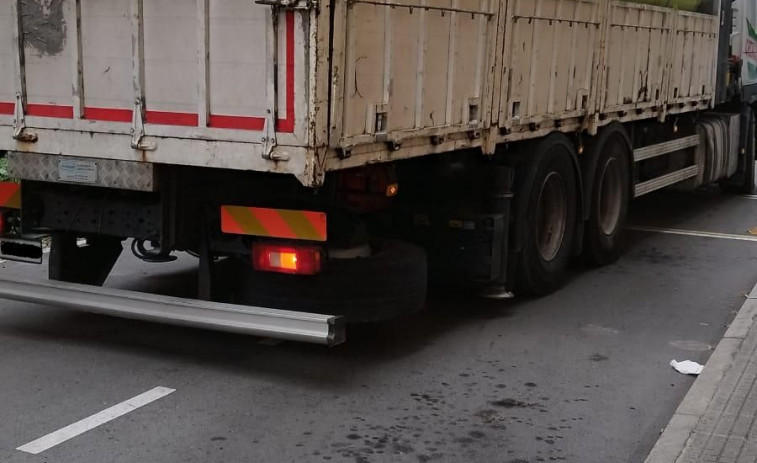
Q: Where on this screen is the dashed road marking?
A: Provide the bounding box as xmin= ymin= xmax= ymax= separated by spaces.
xmin=630 ymin=226 xmax=757 ymax=242
xmin=17 ymin=386 xmax=175 ymax=455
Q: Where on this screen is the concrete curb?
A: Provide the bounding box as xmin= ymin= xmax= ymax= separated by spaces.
xmin=645 ymin=282 xmax=757 ymax=463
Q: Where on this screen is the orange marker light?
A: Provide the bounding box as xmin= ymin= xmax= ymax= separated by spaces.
xmin=276 ymin=252 xmax=299 ymax=271
xmin=386 ymin=183 xmax=399 ymax=197
xmin=252 ymin=243 xmax=322 ymax=275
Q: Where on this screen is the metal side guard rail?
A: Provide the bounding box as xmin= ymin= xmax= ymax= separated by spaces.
xmin=0 ymin=277 xmax=345 ymax=345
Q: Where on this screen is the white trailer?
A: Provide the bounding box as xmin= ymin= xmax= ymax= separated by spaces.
xmin=0 ymin=0 xmax=752 ymax=344
xmin=0 ymin=0 xmax=721 ymax=184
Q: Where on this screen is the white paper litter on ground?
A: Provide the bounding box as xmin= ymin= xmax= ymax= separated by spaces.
xmin=670 ymin=360 xmax=704 ymax=375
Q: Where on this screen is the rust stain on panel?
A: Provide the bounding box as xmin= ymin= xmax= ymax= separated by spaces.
xmin=21 ymin=0 xmax=67 ymax=56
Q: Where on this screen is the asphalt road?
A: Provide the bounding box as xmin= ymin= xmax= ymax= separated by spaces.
xmin=1 ymin=186 xmax=756 ymax=463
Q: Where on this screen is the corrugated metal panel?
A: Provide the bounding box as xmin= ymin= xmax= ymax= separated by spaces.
xmin=501 ymin=0 xmax=603 ymax=130
xmin=336 ymin=0 xmax=496 ymax=148
xmin=667 ymin=10 xmax=719 ymax=109
xmin=602 ymin=2 xmax=672 ymax=113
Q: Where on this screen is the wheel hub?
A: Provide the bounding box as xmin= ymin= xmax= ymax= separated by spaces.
xmin=536 ymin=171 xmax=568 ymax=262
xmin=598 ymin=158 xmax=622 ymax=236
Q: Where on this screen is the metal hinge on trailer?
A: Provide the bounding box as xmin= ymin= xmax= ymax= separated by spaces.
xmin=11 ymin=93 xmax=37 ymax=143
xmin=261 ymin=111 xmax=287 ymax=161
xmin=255 ymin=0 xmax=317 ymax=10
xmin=131 ymin=99 xmax=157 ymax=152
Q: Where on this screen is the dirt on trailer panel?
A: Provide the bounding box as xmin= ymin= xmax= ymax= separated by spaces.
xmin=0 ymin=0 xmax=719 ymax=187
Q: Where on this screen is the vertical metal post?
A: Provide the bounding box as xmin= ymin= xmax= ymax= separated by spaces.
xmin=197 ymin=0 xmax=210 ymax=128
xmin=585 ymin=0 xmax=611 ymax=134
xmin=583 ymin=0 xmax=599 ymax=109
xmin=445 ymin=0 xmax=458 ymax=126
xmin=526 ymin=0 xmax=542 ymax=119
xmin=631 ymin=9 xmax=644 ymax=103
xmin=617 ymin=5 xmax=630 ymax=105
xmin=341 ymin=4 xmax=356 ymax=139
xmin=659 ymin=8 xmax=676 ymax=121
xmin=11 ymin=0 xmax=27 ymax=110
xmin=501 ymin=0 xmax=520 ymax=121
xmin=131 ymin=0 xmax=147 ymax=113
xmin=473 ymin=0 xmax=488 ymax=102
xmin=414 ymin=0 xmax=426 ymax=129
xmin=547 ymin=0 xmax=564 ymax=114
xmin=68 ymin=0 xmax=85 ymax=119
xmin=565 ymin=0 xmax=581 ymax=111
xmin=266 ymin=8 xmax=279 ymax=131
xmin=382 ymin=5 xmax=392 ymax=106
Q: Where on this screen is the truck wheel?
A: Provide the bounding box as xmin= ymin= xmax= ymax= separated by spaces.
xmin=584 ymin=127 xmax=631 ymax=266
xmin=233 ymin=240 xmax=427 ymax=323
xmin=721 ymin=107 xmax=755 ymax=195
xmin=515 ymin=135 xmax=578 ymax=296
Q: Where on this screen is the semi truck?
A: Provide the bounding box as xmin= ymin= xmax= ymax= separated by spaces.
xmin=0 ymin=0 xmax=754 ymax=345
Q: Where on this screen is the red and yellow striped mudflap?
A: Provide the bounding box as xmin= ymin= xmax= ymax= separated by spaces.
xmin=0 ymin=182 xmax=20 ymax=209
xmin=220 ymin=206 xmax=327 ymax=242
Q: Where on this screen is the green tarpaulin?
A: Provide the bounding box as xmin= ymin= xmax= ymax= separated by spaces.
xmin=621 ymin=0 xmax=701 ymax=12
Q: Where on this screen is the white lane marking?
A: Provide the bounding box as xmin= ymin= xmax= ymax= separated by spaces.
xmin=740 ymin=195 xmax=757 ymax=200
xmin=17 ymin=386 xmax=175 ymax=455
xmin=630 ymin=226 xmax=757 ymax=242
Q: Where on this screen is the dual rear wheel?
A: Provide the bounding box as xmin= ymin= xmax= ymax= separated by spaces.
xmin=515 ymin=128 xmax=631 ymax=295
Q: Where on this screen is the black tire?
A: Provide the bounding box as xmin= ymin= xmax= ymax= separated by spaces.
xmin=515 ymin=135 xmax=578 ymax=296
xmin=234 ymin=240 xmax=427 ymax=323
xmin=721 ymin=107 xmax=755 ymax=195
xmin=584 ymin=126 xmax=632 ymax=266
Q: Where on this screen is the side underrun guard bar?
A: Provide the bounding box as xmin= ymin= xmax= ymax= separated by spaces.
xmin=0 ymin=276 xmax=345 ymax=346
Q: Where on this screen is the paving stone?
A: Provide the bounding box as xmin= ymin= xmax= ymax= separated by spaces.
xmin=675 ymin=316 xmax=757 ymax=463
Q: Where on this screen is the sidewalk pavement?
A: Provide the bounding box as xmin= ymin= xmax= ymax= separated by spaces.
xmin=646 ymin=283 xmax=757 ymax=463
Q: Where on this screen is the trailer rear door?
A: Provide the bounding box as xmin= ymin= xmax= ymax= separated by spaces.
xmin=0 ymin=1 xmax=309 ymax=179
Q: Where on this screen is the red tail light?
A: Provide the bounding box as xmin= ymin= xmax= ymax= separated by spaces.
xmin=252 ymin=243 xmax=322 ymax=275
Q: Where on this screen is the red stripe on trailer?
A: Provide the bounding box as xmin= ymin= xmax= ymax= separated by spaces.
xmin=206 ymin=11 xmax=296 ymax=133
xmin=209 ymin=115 xmax=266 ymax=131
xmin=7 ymin=12 xmax=296 ymax=132
xmin=277 ymin=10 xmax=296 ymax=133
xmin=145 ymin=111 xmax=199 ymax=127
xmin=27 ymin=104 xmax=74 ymax=119
xmin=84 ymin=107 xmax=133 ymax=123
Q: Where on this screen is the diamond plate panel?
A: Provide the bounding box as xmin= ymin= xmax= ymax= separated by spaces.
xmin=6 ymin=152 xmax=155 ymax=192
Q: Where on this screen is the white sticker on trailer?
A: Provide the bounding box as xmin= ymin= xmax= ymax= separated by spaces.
xmin=58 ymin=159 xmax=98 ymax=184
